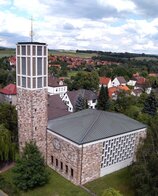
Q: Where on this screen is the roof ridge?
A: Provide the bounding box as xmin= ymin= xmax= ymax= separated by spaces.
xmin=79 ymin=110 xmax=102 ymax=143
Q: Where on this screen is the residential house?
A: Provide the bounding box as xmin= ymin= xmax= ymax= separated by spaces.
xmin=131 ymin=88 xmax=143 ymax=97
xmin=0 ymin=83 xmax=17 ymax=105
xmin=112 ymin=76 xmax=126 ymax=87
xmin=99 ymin=77 xmax=112 ymax=88
xmin=48 ymin=76 xmax=67 ymax=97
xmin=62 ymin=89 xmax=97 ymax=112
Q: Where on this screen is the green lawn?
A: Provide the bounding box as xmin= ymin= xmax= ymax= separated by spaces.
xmin=0 ymin=49 xmax=15 ymax=57
xmin=2 ymin=166 xmax=134 ymax=196
xmin=49 ymin=50 xmax=97 ymax=58
xmin=85 ymin=167 xmax=134 ymax=196
xmin=2 ymin=167 xmax=89 ymax=196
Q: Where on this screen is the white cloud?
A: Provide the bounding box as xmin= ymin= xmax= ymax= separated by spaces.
xmin=98 ymin=0 xmax=136 ymax=12
xmin=13 ymin=0 xmax=50 ymax=17
xmin=0 ymin=0 xmax=10 ymax=6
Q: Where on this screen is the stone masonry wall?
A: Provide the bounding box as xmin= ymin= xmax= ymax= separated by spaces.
xmin=17 ymin=88 xmax=48 ymax=159
xmin=133 ymin=129 xmax=147 ymax=161
xmin=81 ymin=142 xmax=103 ymax=184
xmin=47 ymin=131 xmax=82 ymax=185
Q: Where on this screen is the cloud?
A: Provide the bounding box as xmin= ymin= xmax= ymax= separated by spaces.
xmin=132 ymin=0 xmax=158 ymax=18
xmin=98 ymin=0 xmax=136 ymax=12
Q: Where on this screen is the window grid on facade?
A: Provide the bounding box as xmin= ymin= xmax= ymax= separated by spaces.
xmin=101 ymin=133 xmax=136 ymax=168
xmin=16 ymin=44 xmax=47 ymax=89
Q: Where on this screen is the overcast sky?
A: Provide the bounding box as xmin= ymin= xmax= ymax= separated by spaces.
xmin=0 ymin=0 xmax=158 ymax=54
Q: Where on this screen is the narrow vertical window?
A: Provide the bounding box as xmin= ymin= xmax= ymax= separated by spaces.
xmin=33 ymin=46 xmax=36 ymax=56
xmin=27 ymin=57 xmax=31 ymax=76
xmin=17 ymin=57 xmax=20 ymax=74
xmin=65 ymin=165 xmax=68 ymax=174
xmin=32 ymin=57 xmax=36 ymax=76
xmin=71 ymin=168 xmax=74 ymax=178
xmin=17 ymin=45 xmax=20 ymax=55
xmin=60 ymin=162 xmax=63 ymax=170
xmin=37 ymin=46 xmax=42 ymax=56
xmin=22 ymin=46 xmax=26 ymax=55
xmin=37 ymin=58 xmax=42 ymax=75
xmin=22 ymin=57 xmax=26 ymax=75
xmin=27 ymin=45 xmax=30 ymax=55
xmin=37 ymin=77 xmax=42 ymax=88
xmin=22 ymin=77 xmax=26 ymax=87
xmin=44 ymin=46 xmax=46 ymax=56
xmin=27 ymin=77 xmax=31 ymax=88
xmin=56 ymin=159 xmax=58 ymax=167
xmin=51 ymin=156 xmax=54 ymax=164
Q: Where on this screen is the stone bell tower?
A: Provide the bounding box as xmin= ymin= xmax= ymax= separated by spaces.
xmin=16 ymin=42 xmax=48 ymax=158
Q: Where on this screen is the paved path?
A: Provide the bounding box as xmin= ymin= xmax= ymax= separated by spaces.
xmin=80 ymin=185 xmax=96 ymax=196
xmin=0 ymin=190 xmax=7 ymax=196
xmin=0 ymin=163 xmax=15 ymax=174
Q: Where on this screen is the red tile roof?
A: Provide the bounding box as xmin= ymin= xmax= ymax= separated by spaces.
xmin=108 ymin=87 xmax=117 ymax=97
xmin=117 ymin=85 xmax=130 ymax=91
xmin=0 ymin=84 xmax=17 ymax=95
xmin=134 ymin=76 xmax=146 ymax=85
xmin=99 ymin=77 xmax=111 ymax=85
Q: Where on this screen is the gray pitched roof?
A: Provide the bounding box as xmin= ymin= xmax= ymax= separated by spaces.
xmin=48 ymin=109 xmax=146 ymax=145
xmin=67 ymin=89 xmax=97 ymax=108
xmin=48 ymin=76 xmax=66 ymax=87
xmin=117 ymin=76 xmax=126 ymax=84
xmin=48 ymin=95 xmax=70 ymax=120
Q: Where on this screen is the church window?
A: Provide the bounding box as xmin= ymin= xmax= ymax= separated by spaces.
xmin=71 ymin=168 xmax=74 ymax=178
xmin=17 ymin=57 xmax=20 ymax=74
xmin=37 ymin=46 xmax=42 ymax=56
xmin=27 ymin=57 xmax=31 ymax=76
xmin=22 ymin=77 xmax=26 ymax=87
xmin=60 ymin=162 xmax=63 ymax=170
xmin=65 ymin=165 xmax=68 ymax=174
xmin=37 ymin=77 xmax=42 ymax=88
xmin=37 ymin=58 xmax=42 ymax=75
xmin=17 ymin=45 xmax=20 ymax=55
xmin=27 ymin=45 xmax=30 ymax=55
xmin=33 ymin=46 xmax=36 ymax=56
xmin=32 ymin=58 xmax=36 ymax=76
xmin=27 ymin=77 xmax=31 ymax=88
xmin=44 ymin=57 xmax=46 ymax=75
xmin=51 ymin=156 xmax=54 ymax=164
xmin=56 ymin=159 xmax=58 ymax=167
xmin=22 ymin=57 xmax=26 ymax=75
xmin=22 ymin=46 xmax=26 ymax=55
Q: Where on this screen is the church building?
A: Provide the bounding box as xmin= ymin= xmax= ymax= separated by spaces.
xmin=16 ymin=42 xmax=146 ymax=185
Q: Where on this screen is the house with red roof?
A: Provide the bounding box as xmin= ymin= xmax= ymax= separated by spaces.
xmin=99 ymin=77 xmax=112 ymax=88
xmin=0 ymin=83 xmax=17 ymax=105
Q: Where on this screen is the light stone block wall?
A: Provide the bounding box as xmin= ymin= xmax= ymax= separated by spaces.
xmin=17 ymin=88 xmax=48 ymax=159
xmin=81 ymin=142 xmax=102 ymax=184
xmin=47 ymin=131 xmax=82 ymax=185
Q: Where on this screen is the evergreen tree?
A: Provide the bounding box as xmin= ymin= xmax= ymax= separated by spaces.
xmin=13 ymin=142 xmax=49 ymax=191
xmin=75 ymin=95 xmax=87 ymax=112
xmin=97 ymin=85 xmax=109 ymax=110
xmin=143 ymin=92 xmax=157 ymax=116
